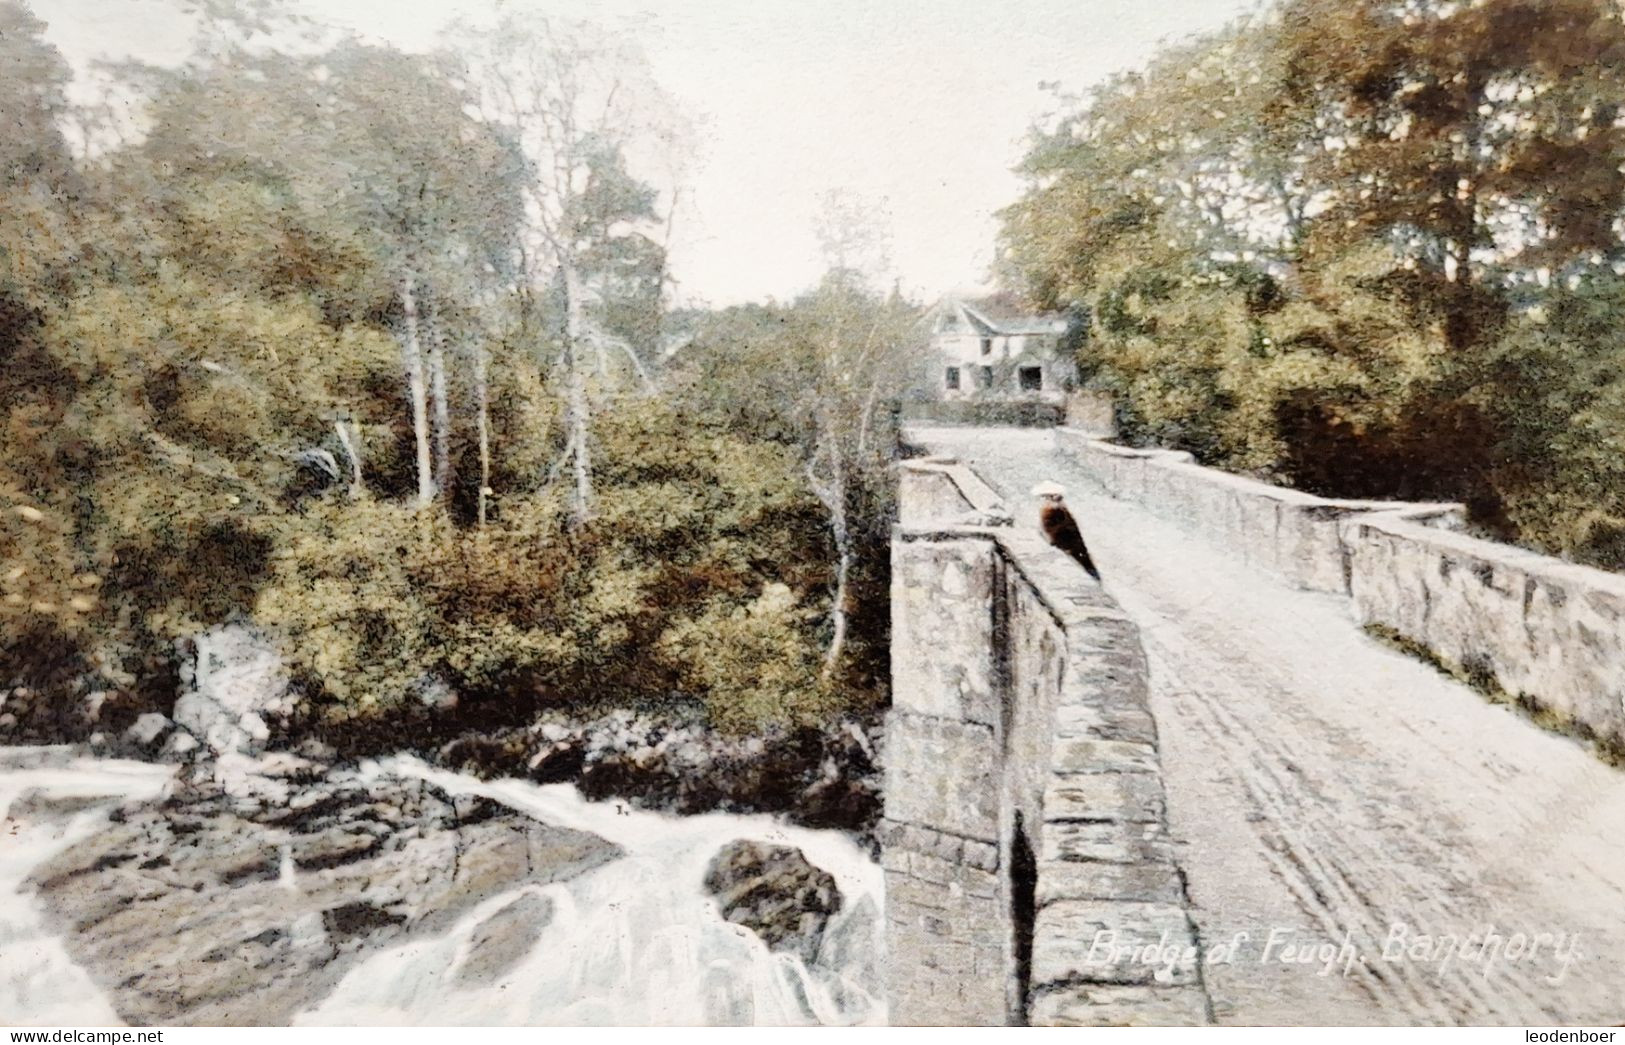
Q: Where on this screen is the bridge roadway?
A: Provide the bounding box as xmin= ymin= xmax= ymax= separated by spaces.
xmin=908 ymin=426 xmax=1625 ymax=1026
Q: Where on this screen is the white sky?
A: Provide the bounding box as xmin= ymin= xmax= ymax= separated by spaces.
xmin=34 ymin=0 xmax=1259 ymax=306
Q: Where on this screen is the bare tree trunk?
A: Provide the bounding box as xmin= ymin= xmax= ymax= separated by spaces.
xmin=562 ymin=259 xmax=593 ymax=530
xmin=399 ymin=272 xmax=435 ymax=509
xmin=808 ymin=423 xmax=851 ymax=683
xmin=826 ymin=527 xmax=851 ymax=682
xmin=333 ymin=417 xmax=364 ymax=499
xmin=474 ymin=341 xmax=492 ymax=528
xmin=424 ymin=306 xmax=453 ymax=497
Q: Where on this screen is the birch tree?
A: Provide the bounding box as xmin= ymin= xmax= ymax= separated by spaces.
xmin=447 ymin=17 xmax=680 ymax=529
xmin=795 ymin=275 xmax=916 ymax=680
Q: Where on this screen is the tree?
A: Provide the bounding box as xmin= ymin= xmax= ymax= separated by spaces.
xmin=814 ymin=188 xmax=895 ymax=291
xmin=0 ymin=0 xmax=77 ymax=304
xmin=670 ymin=275 xmax=919 ymax=683
xmin=448 ymin=16 xmax=679 ymax=529
xmin=997 ymin=0 xmax=1625 ymax=564
xmin=797 ymin=277 xmax=916 ymax=678
xmin=1280 ymin=0 xmax=1625 ymax=347
xmin=132 ymin=38 xmax=524 ymax=510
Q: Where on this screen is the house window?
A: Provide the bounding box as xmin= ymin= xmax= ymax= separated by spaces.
xmin=979 ymin=366 xmax=994 ymax=389
xmin=980 ymin=337 xmax=993 ymax=356
xmin=1019 ymin=366 xmax=1044 ymax=391
xmin=944 ymin=366 xmax=961 ymax=390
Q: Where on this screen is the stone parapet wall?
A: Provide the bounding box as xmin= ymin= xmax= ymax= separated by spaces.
xmin=896 ymin=458 xmax=1010 ymax=529
xmin=1053 ymin=426 xmax=1625 ymax=760
xmin=1000 ymin=527 xmax=1209 ymax=1027
xmin=1053 ymin=427 xmax=1464 ymax=594
xmin=883 ymin=458 xmax=1208 ymax=1026
xmin=1341 ymin=509 xmax=1625 ymax=752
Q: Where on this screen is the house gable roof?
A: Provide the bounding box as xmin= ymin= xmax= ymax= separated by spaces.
xmin=935 ymin=293 xmax=1066 ymax=337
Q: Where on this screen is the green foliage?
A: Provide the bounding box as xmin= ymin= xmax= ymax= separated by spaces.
xmin=0 ymin=3 xmax=881 ymax=745
xmin=1472 ymin=276 xmax=1625 ymax=567
xmin=999 ymin=0 xmax=1625 ymax=568
xmin=249 ymin=400 xmax=838 ymax=733
xmin=658 ymin=583 xmax=831 ymax=734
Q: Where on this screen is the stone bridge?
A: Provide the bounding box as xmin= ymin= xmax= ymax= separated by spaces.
xmin=881 ymin=425 xmax=1625 ymax=1027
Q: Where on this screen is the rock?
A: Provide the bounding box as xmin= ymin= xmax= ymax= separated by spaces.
xmin=798 ymin=775 xmax=879 ymax=832
xmin=256 ymin=752 xmax=323 ymax=781
xmin=172 ymin=624 xmax=293 ymax=763
xmin=171 ymin=625 xmax=323 ymax=800
xmin=163 ymin=731 xmax=200 ymax=759
xmin=292 ymin=737 xmax=338 ymax=762
xmin=6 ymin=788 xmax=124 ymax=822
xmin=413 ymin=676 xmax=458 ymax=714
xmin=526 ymin=739 xmax=586 ymax=784
xmin=453 ymin=891 xmax=554 ymax=987
xmin=81 ymin=690 xmax=109 ymax=725
xmin=25 ymin=768 xmax=621 ymax=1026
xmin=427 ymin=712 xmax=883 ymax=837
xmin=123 ymin=712 xmax=173 ymax=751
xmin=438 ymin=733 xmax=528 ymax=779
xmin=703 ymin=840 xmax=842 ymax=963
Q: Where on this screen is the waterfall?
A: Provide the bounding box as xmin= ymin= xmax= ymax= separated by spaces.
xmin=0 ymin=749 xmax=887 ymax=1026
xmin=0 ymin=749 xmax=173 ymax=1024
xmin=297 ymin=756 xmax=887 ymax=1026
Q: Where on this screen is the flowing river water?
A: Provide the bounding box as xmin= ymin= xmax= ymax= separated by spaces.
xmin=0 ymin=749 xmax=887 ymax=1026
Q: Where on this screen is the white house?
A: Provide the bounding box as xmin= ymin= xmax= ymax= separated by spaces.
xmin=927 ymin=294 xmax=1076 ymax=404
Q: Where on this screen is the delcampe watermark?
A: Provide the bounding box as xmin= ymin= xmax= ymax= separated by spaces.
xmin=1083 ymin=924 xmax=1586 ymax=985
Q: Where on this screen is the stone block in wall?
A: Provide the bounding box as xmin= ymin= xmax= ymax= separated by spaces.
xmin=883 ymin=711 xmax=1001 ymax=842
xmin=1053 ymin=701 xmax=1158 ymax=745
xmin=1042 ymin=820 xmax=1173 ymax=866
xmin=1522 ymin=572 xmax=1625 ymax=739
xmin=1426 ymin=550 xmax=1531 ymax=689
xmin=1065 ymin=390 xmax=1117 ymax=438
xmin=1028 ymin=984 xmax=1209 ymax=1027
xmin=878 ymin=820 xmax=961 ymax=862
xmin=1347 ymin=524 xmax=1438 ymax=647
xmin=1062 ymin=618 xmax=1152 ymax=709
xmin=1043 ymin=771 xmax=1165 ymax=824
xmin=1275 ymin=502 xmax=1356 ymax=594
xmin=884 ymin=865 xmax=1008 ymax=1026
xmin=1034 ymin=858 xmax=1184 ymax=907
xmin=1031 ymin=899 xmax=1201 ymax=988
xmin=886 ymin=869 xmax=951 ymax=913
xmin=1051 ymin=738 xmax=1160 ymax=775
xmin=890 ymin=537 xmax=999 ymax=725
xmin=897 ymin=469 xmax=975 ymax=527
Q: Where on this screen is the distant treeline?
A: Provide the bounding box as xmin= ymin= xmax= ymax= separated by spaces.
xmin=1000 ymin=0 xmax=1625 ymax=570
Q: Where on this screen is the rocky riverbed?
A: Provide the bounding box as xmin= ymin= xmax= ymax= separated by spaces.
xmin=434 ymin=708 xmax=882 ymax=839
xmin=2 ymin=751 xmax=885 ymax=1026
xmin=1 ymin=624 xmax=887 ymax=1026
xmin=2 ymin=624 xmax=885 ymax=840
xmin=25 ymin=766 xmax=618 ymax=1025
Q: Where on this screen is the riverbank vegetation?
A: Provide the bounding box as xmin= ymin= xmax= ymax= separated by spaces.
xmin=999 ymin=0 xmax=1625 ymax=570
xmin=0 ymin=0 xmax=914 ymax=755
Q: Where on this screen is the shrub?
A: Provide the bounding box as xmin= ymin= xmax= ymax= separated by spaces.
xmin=657 ymin=583 xmax=833 ymax=734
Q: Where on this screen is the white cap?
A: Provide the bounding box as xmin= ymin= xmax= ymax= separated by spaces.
xmin=1031 ymin=481 xmax=1066 ymax=498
